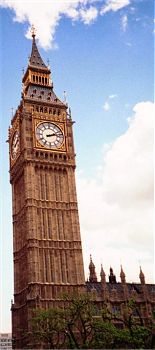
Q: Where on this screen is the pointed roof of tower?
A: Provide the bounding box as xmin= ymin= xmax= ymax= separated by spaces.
xmin=22 ymin=26 xmax=67 ymax=108
xmin=109 ymin=267 xmax=117 ymax=284
xmin=29 ymin=27 xmax=48 ymax=70
xmin=120 ymin=265 xmax=126 ymax=283
xmin=100 ymin=264 xmax=106 ymax=284
xmin=89 ymin=254 xmax=94 ymax=268
xmin=89 ymin=255 xmax=97 ymax=283
xmin=100 ymin=264 xmax=106 ymax=277
xmin=139 ymin=266 xmax=145 ymax=284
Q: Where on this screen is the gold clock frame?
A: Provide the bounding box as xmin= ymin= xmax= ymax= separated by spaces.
xmin=10 ymin=117 xmax=20 ymax=166
xmin=33 ymin=118 xmax=67 ymax=153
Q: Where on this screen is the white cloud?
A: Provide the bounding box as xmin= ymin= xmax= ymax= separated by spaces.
xmin=101 ymin=0 xmax=130 ymax=14
xmin=103 ymin=94 xmax=117 ymax=111
xmin=0 ymin=0 xmax=91 ymax=49
xmin=0 ymin=0 xmax=133 ymax=49
xmin=0 ymin=0 xmax=100 ymax=49
xmin=103 ymin=101 xmax=110 ymax=111
xmin=121 ymin=14 xmax=128 ymax=31
xmin=77 ymin=101 xmax=154 ymax=282
xmin=109 ymin=94 xmax=118 ymax=99
xmin=80 ymin=6 xmax=98 ymax=24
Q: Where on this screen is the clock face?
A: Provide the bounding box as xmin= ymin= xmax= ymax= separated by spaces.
xmin=11 ymin=130 xmax=20 ymax=160
xmin=36 ymin=122 xmax=64 ymax=149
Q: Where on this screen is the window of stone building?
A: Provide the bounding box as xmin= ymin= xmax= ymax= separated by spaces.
xmin=132 ymin=307 xmax=140 ymax=317
xmin=111 ymin=304 xmax=121 ymax=314
xmin=115 ymin=323 xmax=124 ymax=329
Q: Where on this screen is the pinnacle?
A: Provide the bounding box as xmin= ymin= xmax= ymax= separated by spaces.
xmin=29 ymin=33 xmax=48 ymax=70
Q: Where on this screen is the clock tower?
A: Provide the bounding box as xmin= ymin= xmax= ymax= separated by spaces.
xmin=9 ymin=30 xmax=85 ymax=349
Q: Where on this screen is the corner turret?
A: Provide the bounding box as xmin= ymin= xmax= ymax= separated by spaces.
xmin=139 ymin=266 xmax=145 ymax=285
xmin=100 ymin=264 xmax=106 ymax=284
xmin=120 ymin=265 xmax=126 ymax=284
xmin=89 ymin=255 xmax=97 ymax=283
xmin=109 ymin=267 xmax=116 ymax=284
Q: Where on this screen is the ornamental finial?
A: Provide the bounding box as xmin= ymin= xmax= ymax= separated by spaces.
xmin=31 ymin=25 xmax=36 ymax=38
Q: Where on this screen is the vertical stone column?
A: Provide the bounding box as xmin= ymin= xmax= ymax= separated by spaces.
xmin=139 ymin=267 xmax=149 ymax=319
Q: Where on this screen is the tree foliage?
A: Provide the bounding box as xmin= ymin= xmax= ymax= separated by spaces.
xmin=28 ymin=294 xmax=155 ymax=349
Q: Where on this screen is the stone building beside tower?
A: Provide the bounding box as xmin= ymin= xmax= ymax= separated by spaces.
xmin=9 ymin=31 xmax=155 ymax=349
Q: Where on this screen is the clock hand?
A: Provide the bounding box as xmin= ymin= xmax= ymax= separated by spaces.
xmin=46 ymin=133 xmax=56 ymax=137
xmin=14 ymin=140 xmax=19 ymax=148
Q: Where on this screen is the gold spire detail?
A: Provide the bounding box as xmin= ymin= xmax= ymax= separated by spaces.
xmin=31 ymin=24 xmax=36 ymax=38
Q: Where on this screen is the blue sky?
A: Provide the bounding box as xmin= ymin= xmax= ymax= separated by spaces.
xmin=0 ymin=0 xmax=154 ymax=332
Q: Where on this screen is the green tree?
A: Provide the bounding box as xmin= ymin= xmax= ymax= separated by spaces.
xmin=29 ymin=308 xmax=66 ymax=348
xmin=28 ymin=295 xmax=155 ymax=349
xmin=100 ymin=298 xmax=154 ymax=349
xmin=62 ymin=293 xmax=96 ymax=348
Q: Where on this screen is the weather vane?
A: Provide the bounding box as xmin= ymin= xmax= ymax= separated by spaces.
xmin=63 ymin=90 xmax=67 ymax=103
xmin=31 ymin=24 xmax=36 ymax=38
xmin=11 ymin=107 xmax=14 ymax=117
